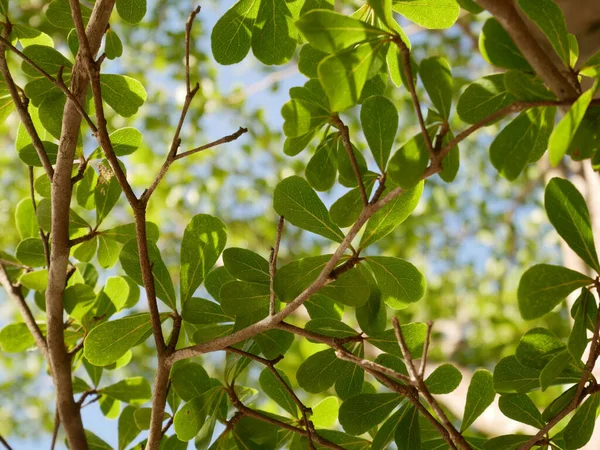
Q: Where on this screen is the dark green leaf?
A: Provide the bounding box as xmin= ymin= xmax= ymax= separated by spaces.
xmin=570 ymin=289 xmax=596 ymax=361
xmin=372 ymin=407 xmax=405 ymax=450
xmin=46 ymin=0 xmax=91 ymax=28
xmin=99 ymin=74 xmax=147 ymax=117
xmin=356 ymin=285 xmax=387 ymax=335
xmin=220 ymin=281 xmax=270 ymax=316
xmin=204 ymin=266 xmax=235 ymax=303
xmin=22 ymin=44 xmax=72 ymax=77
xmin=256 ymin=329 xmax=294 ymax=359
xmin=171 ymin=362 xmax=212 ymax=401
xmin=361 ymin=95 xmax=398 ymax=171
xmin=223 ymin=247 xmax=269 ymax=284
xmin=102 ymin=377 xmax=151 ymax=405
xmin=339 ymin=393 xmax=402 ymax=435
xmin=306 ymin=137 xmax=338 ymax=191
xmin=479 ymin=18 xmax=531 ymax=70
xmin=563 ymin=393 xmax=600 ymax=449
xmin=420 ymin=57 xmax=452 ymax=120
xmin=118 ymin=406 xmax=140 ymax=450
xmin=298 ymin=44 xmax=327 ymax=78
xmin=95 ymin=160 xmax=122 ymax=226
xmin=516 ymin=327 xmax=565 ymax=369
xmin=482 ymin=435 xmax=534 ymax=450
xmin=461 ymin=369 xmax=495 ymax=432
xmin=493 ymin=356 xmax=541 ymax=394
xmin=116 ymin=0 xmax=146 ymax=24
xmin=425 ymin=364 xmax=462 ymax=395
xmin=102 ymin=222 xmax=159 ymax=244
xmin=369 ymin=323 xmax=427 ymax=358
xmin=504 ymin=70 xmax=556 ymax=101
xmin=104 ymin=29 xmax=123 ymax=60
xmin=182 ymin=297 xmax=232 ymax=325
xmin=211 ymin=0 xmax=259 ymax=65
xmin=498 ymin=394 xmax=544 ymax=428
xmin=457 ymin=74 xmax=516 ymax=125
xmin=395 ymin=404 xmax=420 ymax=450
xmin=518 ymin=264 xmax=593 ymax=320
xmin=259 ymin=368 xmax=298 ymax=417
xmin=296 ymin=348 xmax=346 ymax=393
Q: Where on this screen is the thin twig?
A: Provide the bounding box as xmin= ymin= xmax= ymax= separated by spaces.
xmin=331 ymin=116 xmax=368 ymax=206
xmin=161 ymin=417 xmax=174 ymax=436
xmin=0 ymin=435 xmax=12 ymax=450
xmin=419 ymin=321 xmax=434 ymax=378
xmin=269 ymin=216 xmax=284 ymax=316
xmin=173 ymin=127 xmax=249 ymax=161
xmin=50 ymin=407 xmax=60 ymax=450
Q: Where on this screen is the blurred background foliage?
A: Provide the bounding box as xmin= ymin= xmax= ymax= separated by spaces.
xmin=0 ymin=0 xmax=572 ymax=444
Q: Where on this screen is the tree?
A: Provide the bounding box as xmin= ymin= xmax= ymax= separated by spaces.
xmin=1 ymin=0 xmax=600 ymax=449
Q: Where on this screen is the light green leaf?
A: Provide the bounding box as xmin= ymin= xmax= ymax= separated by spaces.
xmin=296 ymin=348 xmax=346 ymax=393
xmin=97 ymin=236 xmax=120 ymax=269
xmin=16 ymin=238 xmax=46 ymax=267
xmin=180 ymin=214 xmax=227 ymax=304
xmin=479 ymin=18 xmax=531 ymax=71
xmin=365 ymin=256 xmax=426 ymax=309
xmin=251 ymin=0 xmax=297 ymax=65
xmin=120 ymin=239 xmax=177 ymax=310
xmin=299 ymin=44 xmax=327 ymax=78
xmin=498 ymin=394 xmax=544 ymax=428
xmin=330 ymin=177 xmax=377 ymax=228
xmin=171 ymin=362 xmax=212 ymax=401
xmin=549 ymin=79 xmax=598 ymax=166
xmin=312 ymin=396 xmax=339 ymax=428
xmin=545 ymin=177 xmax=600 ymax=273
xmin=296 ymin=10 xmax=387 ymax=54
xmin=393 ymin=0 xmax=460 ymax=29
xmin=361 ymin=95 xmax=398 ymax=171
xmin=220 ymin=281 xmax=270 ymax=317
xmin=116 ymin=0 xmax=146 ymax=24
xmin=368 ymin=323 xmax=427 ymax=358
xmin=95 ymin=160 xmax=122 ymax=226
xmin=133 ymin=408 xmax=169 ymax=430
xmin=118 ymin=406 xmax=141 ymax=450
xmin=204 ymin=266 xmax=235 ymax=303
xmin=339 ymin=393 xmax=402 ymax=435
xmin=174 ymin=387 xmax=224 ymax=442
xmin=13 ymin=24 xmax=54 ymax=47
xmin=425 ymin=364 xmax=462 ymax=395
xmin=92 ymin=127 xmax=143 ymax=158
xmin=457 ymin=74 xmax=516 ymax=125
xmin=22 ymin=45 xmax=72 ymax=78
xmin=99 ymin=74 xmax=147 ymax=117
xmin=368 ymin=0 xmax=393 ymax=27
xmin=359 ymin=181 xmax=423 ymax=249
xmin=181 ymin=297 xmax=232 ymax=325
xmin=102 ymin=377 xmax=151 ymax=405
xmin=306 ymin=137 xmax=338 ymax=191
xmin=104 ymin=29 xmax=123 ymax=60
xmin=84 ymin=313 xmax=167 ymax=366
xmin=46 ymin=0 xmax=91 ymax=28
xmin=0 ymin=322 xmax=43 ymax=352
xmin=223 ymin=247 xmax=269 ymax=284
xmin=517 ymin=0 xmax=569 ymax=65
xmin=516 ymin=327 xmax=565 ymax=370
xmin=518 ymin=264 xmax=593 ymax=320
xmin=461 ymin=369 xmax=495 ymax=432
xmin=355 ymin=286 xmax=387 ymax=335
xmin=273 ymin=176 xmax=343 ymax=242
xmin=388 ymin=129 xmax=433 ymax=189
xmin=63 ymin=283 xmax=96 ymax=322
xmin=259 ymin=368 xmax=298 ymax=417
xmin=420 ymin=57 xmax=452 ymax=120
xmin=563 ymin=393 xmax=600 ymax=449
xmin=15 ymin=198 xmax=38 ymax=239
xmin=19 ymin=269 xmax=48 ymax=291
xmin=211 ymin=0 xmax=259 ymax=65
xmin=490 ymin=107 xmax=555 ymax=180
xmin=318 ymin=42 xmax=383 ymax=112
xmin=102 ymin=222 xmax=159 ymax=244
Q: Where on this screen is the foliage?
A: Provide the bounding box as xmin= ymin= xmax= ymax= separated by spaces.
xmin=1 ymin=0 xmax=600 ymax=450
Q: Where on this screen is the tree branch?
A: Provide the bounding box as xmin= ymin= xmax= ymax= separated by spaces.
xmin=0 ymin=435 xmax=12 ymax=450
xmin=269 ymin=216 xmax=284 ymax=316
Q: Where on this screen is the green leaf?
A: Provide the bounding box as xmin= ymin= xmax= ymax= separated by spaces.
xmin=182 ymin=297 xmax=232 ymax=325
xmin=16 ymin=238 xmax=46 ymax=267
xmin=38 ymin=94 xmax=65 ymax=139
xmin=118 ymin=406 xmax=141 ymax=450
xmin=274 ymin=255 xmax=370 ymax=307
xmin=281 ymin=99 xmax=329 ymax=138
xmin=0 ymin=322 xmax=42 ymax=352
xmin=517 ymin=0 xmax=569 ymax=65
xmin=116 ymin=0 xmax=146 ymax=24
xmin=46 ymin=0 xmax=91 ymax=28
xmin=489 ymin=107 xmax=555 ymax=180
xmin=306 ymin=137 xmax=338 ymax=191
xmin=368 ymin=0 xmax=393 ymax=27
xmin=15 ymin=198 xmax=38 ymax=239
xmin=438 ymin=130 xmax=460 ymax=183
xmin=330 ymin=179 xmax=376 ymax=228
xmin=457 ymin=74 xmax=516 ymax=125
xmin=482 ymin=435 xmax=534 ymax=450
xmin=372 ymin=407 xmax=405 ymax=450
xmin=393 ymin=0 xmax=460 ymax=29
xmin=34 ymin=174 xmax=51 ymax=198
xmin=335 ymin=350 xmax=365 ymax=400
xmin=99 ymin=74 xmax=147 ymax=117
xmin=365 ymin=256 xmax=426 ymax=309
xmin=461 ymin=369 xmax=495 ymax=432
xmin=133 ymin=408 xmax=169 ymax=430
xmin=299 ymin=44 xmax=327 ymax=78
xmin=220 ymin=281 xmax=270 ymax=317
xmin=76 ymin=166 xmax=97 ymax=210
xmin=256 ymin=329 xmax=294 ymax=360
xmin=273 ymin=176 xmax=343 ymax=242
xmin=95 ymin=160 xmax=122 ymax=226
xmin=479 ymin=18 xmax=531 ymax=71
xmin=84 ymin=313 xmax=167 ymax=366
xmin=102 ymin=377 xmax=151 ymax=405
xmin=498 ymin=394 xmax=544 ymax=428
xmin=549 ymin=79 xmax=598 ymax=166
xmin=83 ymin=430 xmax=112 ymax=450
xmin=569 ymin=289 xmax=596 ymax=361
xmin=305 ymin=318 xmax=357 ymax=340
xmin=420 ymin=57 xmax=452 ymax=120
xmin=318 ymin=42 xmax=383 ymax=112
xmin=92 ymin=127 xmax=143 ymax=158
xmin=543 ymin=385 xmax=577 ymax=421
xmin=359 ymin=181 xmax=423 ymax=249
xmin=516 ymin=327 xmax=566 ymax=370
xmin=296 ymin=10 xmax=387 ymax=54
xmin=171 ymin=362 xmax=212 ymax=401
xmin=223 ymin=247 xmax=270 ymax=284
xmin=211 ymin=0 xmax=259 ymax=65
xmin=361 ymin=95 xmax=398 ymax=171
xmin=356 ymin=285 xmax=387 ymax=335
xmin=504 ymin=70 xmax=556 ymax=101
xmin=97 ymin=236 xmax=120 ymax=269
xmin=102 ymin=222 xmax=160 ymax=244
xmin=120 ymin=239 xmax=177 ymax=310
xmin=312 ymin=396 xmax=339 ymax=428
xmin=388 ymin=128 xmax=434 ymax=189
xmin=174 ymin=387 xmax=224 ymax=441
xmin=563 ymin=393 xmax=600 ymax=449
xmin=104 ymin=29 xmax=123 ymax=60
xmin=180 ymin=214 xmax=227 ymax=304
xmin=545 ymin=177 xmax=600 ymax=273
xmin=518 ymin=264 xmax=593 ymax=320
xmin=259 ymin=368 xmax=298 ymax=417
xmin=296 ymin=348 xmax=346 ymax=393
xmin=395 ymin=404 xmax=420 ymax=450
xmin=13 ymin=24 xmax=54 ymax=47
xmin=204 ymin=266 xmax=235 ymax=303
xmin=369 ymin=323 xmax=427 ymax=358
xmin=425 ymin=364 xmax=462 ymax=394
xmin=339 ymin=393 xmax=402 ymax=435
xmin=251 ymin=0 xmax=297 ymax=65
xmin=305 ymin=294 xmax=343 ymax=320
xmin=192 ymin=324 xmax=233 ymax=344
xmin=19 ymin=269 xmax=48 ymax=291
xmin=539 ymin=350 xmax=574 ymax=391
xmin=493 ymin=356 xmax=541 ymax=394
xmin=335 ymin=138 xmax=368 ymax=188
xmin=22 ymin=45 xmax=72 ymax=78
xmin=63 ymin=283 xmax=96 ymax=322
